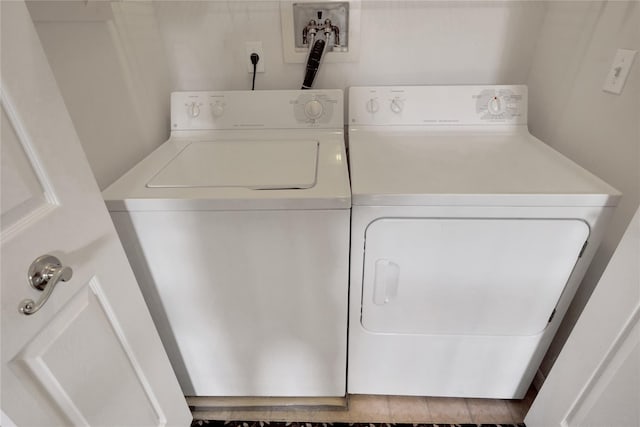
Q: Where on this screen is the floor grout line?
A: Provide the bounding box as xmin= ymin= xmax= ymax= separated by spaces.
xmin=463 ymin=399 xmax=473 ymax=422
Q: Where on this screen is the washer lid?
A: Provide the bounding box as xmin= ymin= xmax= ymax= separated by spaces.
xmin=147 ymin=140 xmax=318 ymax=189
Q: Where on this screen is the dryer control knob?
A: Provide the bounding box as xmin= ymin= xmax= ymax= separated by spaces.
xmin=211 ymin=102 xmax=225 ymax=117
xmin=390 ymin=97 xmax=404 ymax=114
xmin=304 ymin=100 xmax=324 ymax=119
xmin=366 ymin=98 xmax=379 ymax=113
xmin=188 ymin=102 xmax=200 ymax=118
xmin=487 ymin=96 xmax=505 ymax=115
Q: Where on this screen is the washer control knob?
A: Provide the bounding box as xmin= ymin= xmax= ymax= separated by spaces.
xmin=390 ymin=97 xmax=404 ymax=114
xmin=487 ymin=96 xmax=504 ymax=115
xmin=304 ymin=99 xmax=324 ymax=119
xmin=211 ymin=102 xmax=225 ymax=117
xmin=366 ymin=98 xmax=379 ymax=113
xmin=188 ymin=102 xmax=200 ymax=118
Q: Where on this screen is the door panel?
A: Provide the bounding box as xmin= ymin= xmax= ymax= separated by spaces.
xmin=0 ymin=103 xmax=57 ymax=238
xmin=0 ymin=2 xmax=191 ymax=425
xmin=9 ymin=279 xmax=163 ymax=426
xmin=526 ymin=209 xmax=640 ymax=427
xmin=361 ymin=218 xmax=589 ymax=336
xmin=565 ymin=311 xmax=639 ymax=427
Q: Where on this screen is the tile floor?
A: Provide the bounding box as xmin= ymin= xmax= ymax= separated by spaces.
xmin=192 ymin=386 xmax=537 ymax=424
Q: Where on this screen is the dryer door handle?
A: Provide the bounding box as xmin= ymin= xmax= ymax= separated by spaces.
xmin=373 ymin=259 xmax=400 ymax=305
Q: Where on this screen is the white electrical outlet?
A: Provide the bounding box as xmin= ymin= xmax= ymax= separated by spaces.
xmin=245 ymin=41 xmax=265 ymax=73
xmin=603 ymin=48 xmax=637 ymax=95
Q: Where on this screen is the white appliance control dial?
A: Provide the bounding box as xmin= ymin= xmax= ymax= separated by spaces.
xmin=475 ymin=88 xmax=523 ymax=121
xmin=366 ymin=98 xmax=379 ymax=113
xmin=304 ymin=100 xmax=324 ymax=119
xmin=211 ymin=102 xmax=225 ymax=117
xmin=487 ymin=96 xmax=505 ymax=115
xmin=390 ymin=97 xmax=404 ymax=114
xmin=188 ymin=102 xmax=200 ymax=118
xmin=367 ymin=98 xmax=380 ymax=113
xmin=293 ymin=93 xmax=335 ymax=124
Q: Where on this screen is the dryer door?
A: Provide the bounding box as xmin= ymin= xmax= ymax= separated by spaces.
xmin=360 ymin=218 xmax=589 ymax=336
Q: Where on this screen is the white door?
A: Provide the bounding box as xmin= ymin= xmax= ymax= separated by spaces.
xmin=525 ymin=208 xmax=640 ymax=427
xmin=0 ymin=2 xmax=191 ymax=426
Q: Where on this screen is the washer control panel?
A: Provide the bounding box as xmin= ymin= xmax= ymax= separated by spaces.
xmin=349 ymin=85 xmax=527 ymax=126
xmin=171 ymin=89 xmax=343 ymax=130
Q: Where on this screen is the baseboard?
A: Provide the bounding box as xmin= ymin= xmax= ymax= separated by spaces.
xmin=187 ymin=395 xmax=348 ymax=412
xmin=532 ymin=369 xmax=546 ymax=391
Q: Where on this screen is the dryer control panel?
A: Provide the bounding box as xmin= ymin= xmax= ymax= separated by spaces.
xmin=171 ymin=89 xmax=343 ymax=131
xmin=349 ymin=85 xmax=527 ymax=126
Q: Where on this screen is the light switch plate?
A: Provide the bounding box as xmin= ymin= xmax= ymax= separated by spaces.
xmin=603 ymin=48 xmax=637 ymax=94
xmin=245 ymin=41 xmax=265 ymax=73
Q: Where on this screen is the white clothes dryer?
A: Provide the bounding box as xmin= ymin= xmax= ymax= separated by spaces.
xmin=347 ymin=85 xmax=620 ymax=399
xmin=103 ymin=90 xmax=350 ymax=397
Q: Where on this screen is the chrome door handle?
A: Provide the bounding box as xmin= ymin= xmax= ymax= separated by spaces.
xmin=19 ymin=255 xmax=73 ymax=315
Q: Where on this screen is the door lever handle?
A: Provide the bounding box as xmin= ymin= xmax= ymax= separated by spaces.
xmin=19 ymin=255 xmax=73 ymax=315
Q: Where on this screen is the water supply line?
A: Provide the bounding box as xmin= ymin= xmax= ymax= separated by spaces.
xmin=301 ymin=9 xmax=342 ymax=90
xmin=301 ymin=38 xmax=326 ymax=90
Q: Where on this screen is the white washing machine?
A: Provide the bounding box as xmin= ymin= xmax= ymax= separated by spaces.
xmin=347 ymin=85 xmax=620 ymax=399
xmin=103 ymin=90 xmax=350 ymax=397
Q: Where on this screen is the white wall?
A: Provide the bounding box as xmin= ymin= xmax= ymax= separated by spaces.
xmin=29 ymin=1 xmax=172 ymax=189
xmin=29 ymin=0 xmax=546 ymax=188
xmin=525 ymin=1 xmax=640 ymax=378
xmin=154 ymin=1 xmax=545 ymax=90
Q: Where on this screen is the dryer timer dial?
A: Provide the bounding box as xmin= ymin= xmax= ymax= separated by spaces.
xmin=487 ymin=96 xmax=505 ymax=115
